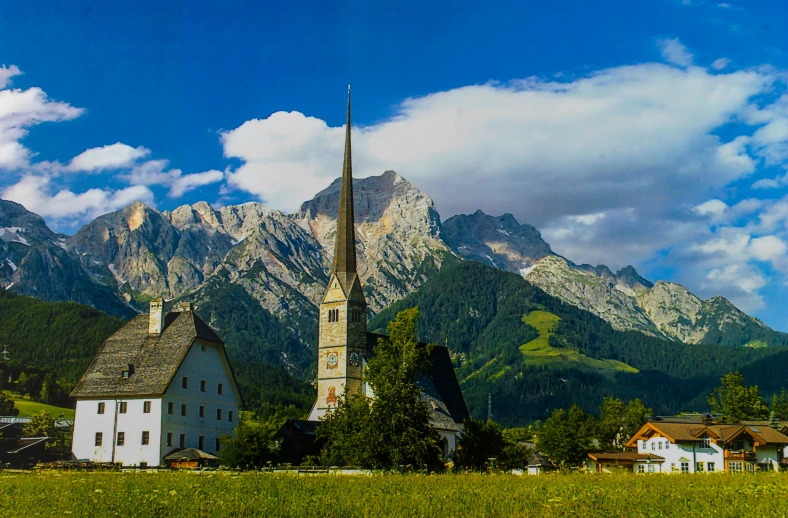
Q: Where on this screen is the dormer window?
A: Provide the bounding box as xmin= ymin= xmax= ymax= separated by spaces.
xmin=121 ymin=364 xmax=134 ymax=379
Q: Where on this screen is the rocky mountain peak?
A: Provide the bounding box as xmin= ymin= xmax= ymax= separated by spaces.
xmin=294 ymin=171 xmax=451 ymax=311
xmin=441 ymin=209 xmax=552 ymax=274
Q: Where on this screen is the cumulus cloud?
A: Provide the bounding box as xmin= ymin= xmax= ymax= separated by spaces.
xmin=0 ymin=69 xmax=84 ymax=168
xmin=657 ymin=38 xmax=694 ymax=67
xmin=0 ymin=65 xmax=22 ymax=89
xmin=1 ymin=174 xmax=153 ymax=221
xmin=220 ymin=56 xmax=788 ymax=313
xmin=712 ymin=58 xmax=731 ymax=70
xmin=122 ymin=159 xmax=224 ymax=198
xmin=68 ymin=143 xmax=150 ymax=172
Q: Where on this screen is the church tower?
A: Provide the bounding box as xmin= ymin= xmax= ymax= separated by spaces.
xmin=309 ymin=87 xmax=368 ymax=421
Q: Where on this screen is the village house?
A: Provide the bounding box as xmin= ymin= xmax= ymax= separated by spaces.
xmin=619 ymin=417 xmax=788 ymax=473
xmin=70 ymin=300 xmax=242 ymax=467
xmin=280 ymin=89 xmax=468 ymax=461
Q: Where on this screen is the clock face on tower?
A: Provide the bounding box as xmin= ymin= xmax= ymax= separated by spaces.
xmin=349 ymin=351 xmax=360 ymax=367
xmin=327 ymin=352 xmax=338 ymax=369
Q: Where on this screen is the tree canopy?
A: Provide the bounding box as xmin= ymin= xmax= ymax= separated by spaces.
xmin=708 ymin=371 xmax=769 ymax=423
xmin=537 ymin=404 xmax=596 ymax=467
xmin=316 ymin=308 xmax=444 ymax=471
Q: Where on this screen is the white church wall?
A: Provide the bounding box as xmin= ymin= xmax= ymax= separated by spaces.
xmin=161 ymin=340 xmax=240 ymax=458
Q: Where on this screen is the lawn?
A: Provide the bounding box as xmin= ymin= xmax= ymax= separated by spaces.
xmin=519 ymin=311 xmax=638 ymax=375
xmin=2 ymin=391 xmax=75 ymax=419
xmin=0 ymin=471 xmax=786 ymax=517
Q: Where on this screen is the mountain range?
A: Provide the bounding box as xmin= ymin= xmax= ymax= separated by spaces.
xmin=3 ymin=170 xmax=788 ymax=423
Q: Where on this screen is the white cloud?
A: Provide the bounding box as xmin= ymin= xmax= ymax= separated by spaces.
xmin=749 ymin=235 xmax=787 ymax=262
xmin=657 ymin=38 xmax=694 ymax=67
xmin=712 ymin=58 xmax=731 ymax=70
xmin=0 ymin=74 xmax=84 ymax=168
xmin=122 ymin=159 xmax=224 ymax=198
xmin=694 ymin=199 xmax=728 ymax=218
xmin=68 ymin=142 xmax=150 ymax=172
xmin=0 ymin=65 xmax=22 ymax=89
xmin=1 ymin=174 xmax=153 ymax=221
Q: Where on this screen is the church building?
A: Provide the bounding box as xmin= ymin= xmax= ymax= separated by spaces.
xmin=70 ymin=300 xmax=242 ymax=467
xmin=305 ymin=88 xmax=468 ymax=455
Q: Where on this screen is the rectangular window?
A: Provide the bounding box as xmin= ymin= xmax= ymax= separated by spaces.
xmin=696 ymin=462 xmax=704 ymax=472
xmin=200 ymin=380 xmax=206 ymax=392
xmin=228 ymin=410 xmax=234 ymax=422
xmin=708 ymin=462 xmax=715 ymax=472
xmin=182 ymin=376 xmax=188 ymax=389
xmin=179 ymin=433 xmax=185 ymax=448
xmin=216 ymin=408 xmax=222 ymax=420
xmin=98 ymin=402 xmax=105 ymax=414
xmin=198 ymin=436 xmax=204 ymax=450
xmin=699 ymin=436 xmax=710 ymax=449
xmin=95 ymin=432 xmax=103 ymax=446
xmin=215 ymin=438 xmax=221 ymax=452
xmin=680 ymin=462 xmax=689 ymax=473
xmin=119 ymin=402 xmax=127 ymax=414
xmin=141 ymin=431 xmax=149 ymax=445
xmin=729 ymin=461 xmax=743 ymax=473
xmin=636 ymin=464 xmax=645 ymax=473
xmin=199 ymin=406 xmax=205 ymax=418
xmin=167 ymin=432 xmax=172 ymax=447
xmin=665 ymin=442 xmax=669 ymax=450
xmin=658 ymin=442 xmax=662 ymax=450
xmin=116 ymin=432 xmax=125 ymax=446
xmin=143 ymin=401 xmax=151 ymax=413
xmin=168 ymin=402 xmax=174 ymax=414
xmin=651 ymin=442 xmax=655 ymax=451
xmin=181 ymin=404 xmax=187 ymax=416
xmin=218 ymin=383 xmax=223 ymax=395
xmin=648 ymin=464 xmax=655 ymax=473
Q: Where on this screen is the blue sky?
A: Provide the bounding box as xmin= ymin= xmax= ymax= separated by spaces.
xmin=3 ymin=0 xmax=788 ymax=329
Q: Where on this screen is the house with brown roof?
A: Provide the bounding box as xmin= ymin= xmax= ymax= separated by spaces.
xmin=624 ymin=420 xmax=788 ymax=473
xmin=70 ymin=300 xmax=242 ymax=467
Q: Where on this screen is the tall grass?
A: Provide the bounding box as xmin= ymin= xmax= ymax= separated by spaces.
xmin=1 ymin=471 xmax=786 ymax=517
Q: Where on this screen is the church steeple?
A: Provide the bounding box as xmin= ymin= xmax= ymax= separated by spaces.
xmin=332 ymin=85 xmax=357 ymax=278
xmin=308 ymin=87 xmax=368 ymax=422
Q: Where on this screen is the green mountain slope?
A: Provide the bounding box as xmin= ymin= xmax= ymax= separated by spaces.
xmin=369 ymin=261 xmax=788 ymax=426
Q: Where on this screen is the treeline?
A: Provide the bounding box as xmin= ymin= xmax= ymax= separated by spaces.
xmin=0 ymin=362 xmax=73 ymax=409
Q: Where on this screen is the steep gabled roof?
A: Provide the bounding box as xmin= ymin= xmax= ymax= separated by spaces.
xmin=366 ymin=333 xmax=469 ymax=426
xmin=70 ymin=310 xmax=232 ymax=399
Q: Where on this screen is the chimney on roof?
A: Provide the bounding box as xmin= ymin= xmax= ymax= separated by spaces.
xmin=174 ymin=301 xmax=193 ymax=313
xmin=149 ymin=298 xmax=164 ymax=335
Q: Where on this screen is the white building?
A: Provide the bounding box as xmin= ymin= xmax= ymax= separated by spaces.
xmin=624 ymin=420 xmax=788 ymax=473
xmin=70 ymin=300 xmax=242 ymax=467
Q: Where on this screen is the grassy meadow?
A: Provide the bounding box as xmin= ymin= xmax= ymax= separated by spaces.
xmin=2 ymin=391 xmax=75 ymax=419
xmin=1 ymin=471 xmax=787 ymax=517
xmin=519 ymin=311 xmax=638 ymax=375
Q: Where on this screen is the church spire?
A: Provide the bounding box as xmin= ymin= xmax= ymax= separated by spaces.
xmin=332 ymin=84 xmax=357 ymax=276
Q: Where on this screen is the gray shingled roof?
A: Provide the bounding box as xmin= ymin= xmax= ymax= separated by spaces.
xmin=366 ymin=333 xmax=469 ymax=427
xmin=71 ymin=310 xmax=231 ymax=399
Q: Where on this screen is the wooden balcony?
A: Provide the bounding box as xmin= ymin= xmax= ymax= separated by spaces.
xmin=724 ymin=450 xmax=756 ymax=460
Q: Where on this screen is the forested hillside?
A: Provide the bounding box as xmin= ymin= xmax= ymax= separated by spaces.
xmin=370 ymin=261 xmax=788 ymax=426
xmin=0 ymin=290 xmax=313 ymax=417
xmin=0 ymin=290 xmax=126 ymax=383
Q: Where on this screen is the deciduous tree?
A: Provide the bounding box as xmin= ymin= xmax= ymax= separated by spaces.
xmin=537 ymin=404 xmax=596 ymax=467
xmin=708 ymin=371 xmax=769 ymax=423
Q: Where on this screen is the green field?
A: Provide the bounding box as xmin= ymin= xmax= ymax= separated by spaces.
xmin=0 ymin=472 xmax=786 ymax=517
xmin=3 ymin=392 xmax=75 ymax=419
xmin=519 ymin=311 xmax=638 ymax=374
